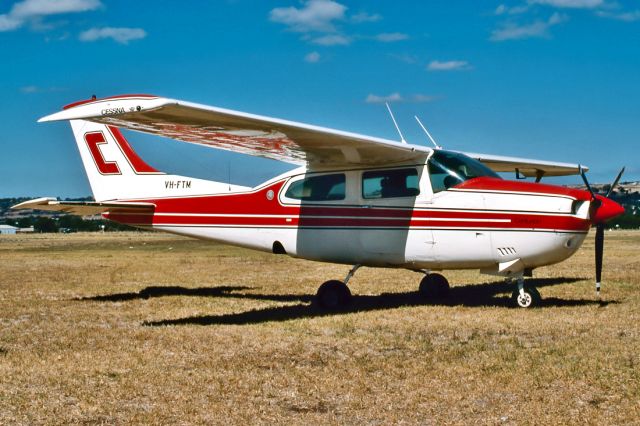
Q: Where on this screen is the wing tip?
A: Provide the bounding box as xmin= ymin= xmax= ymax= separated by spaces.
xmin=11 ymin=197 xmax=57 ymax=210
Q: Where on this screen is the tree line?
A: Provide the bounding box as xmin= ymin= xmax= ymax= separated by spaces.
xmin=4 ymin=215 xmax=136 ymax=233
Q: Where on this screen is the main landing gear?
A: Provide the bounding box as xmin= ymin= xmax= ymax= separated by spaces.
xmin=419 ymin=273 xmax=450 ymax=299
xmin=315 ymin=265 xmax=360 ymax=309
xmin=315 ymin=266 xmax=454 ymax=309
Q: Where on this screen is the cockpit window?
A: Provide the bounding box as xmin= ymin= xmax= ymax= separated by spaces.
xmin=285 ymin=173 xmax=345 ymax=201
xmin=428 ymin=150 xmax=500 ymax=193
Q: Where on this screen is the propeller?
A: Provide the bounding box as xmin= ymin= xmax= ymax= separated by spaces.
xmin=579 ymin=166 xmax=626 ymax=295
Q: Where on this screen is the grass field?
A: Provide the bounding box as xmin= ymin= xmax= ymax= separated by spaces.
xmin=1 ymin=231 xmax=639 ymax=425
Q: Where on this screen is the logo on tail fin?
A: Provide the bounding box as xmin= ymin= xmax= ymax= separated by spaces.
xmin=85 ymin=132 xmax=121 ymax=175
xmin=84 ymin=126 xmax=163 ymax=176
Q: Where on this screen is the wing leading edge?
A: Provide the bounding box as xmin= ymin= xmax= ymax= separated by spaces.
xmin=39 ymin=94 xmax=586 ymax=175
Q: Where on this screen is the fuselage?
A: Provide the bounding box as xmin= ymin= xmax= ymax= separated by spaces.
xmin=104 ymin=150 xmax=606 ymax=276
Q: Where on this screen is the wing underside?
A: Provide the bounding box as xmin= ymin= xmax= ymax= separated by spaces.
xmin=39 ymin=94 xmax=586 ymax=176
xmin=40 ymin=96 xmax=430 ymax=167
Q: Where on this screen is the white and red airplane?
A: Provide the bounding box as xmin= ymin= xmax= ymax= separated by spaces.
xmin=14 ymin=94 xmax=625 ymax=308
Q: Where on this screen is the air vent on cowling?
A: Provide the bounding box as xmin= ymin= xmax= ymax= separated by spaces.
xmin=497 ymin=247 xmax=517 ymax=256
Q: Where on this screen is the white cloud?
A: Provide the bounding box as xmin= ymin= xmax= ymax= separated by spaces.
xmin=596 ymin=10 xmax=640 ymax=22
xmin=375 ymin=32 xmax=408 ymax=42
xmin=490 ymin=12 xmax=567 ymax=41
xmin=495 ymin=4 xmax=530 ymax=15
xmin=0 ymin=0 xmax=101 ymax=32
xmin=365 ymin=93 xmax=435 ymax=104
xmin=269 ymin=0 xmax=346 ymax=33
xmin=528 ymin=0 xmax=603 ymax=8
xmin=366 ymin=92 xmax=403 ymax=103
xmin=351 ymin=12 xmax=381 ymax=23
xmin=427 ymin=60 xmax=471 ymax=71
xmin=20 ymin=85 xmax=65 ymax=93
xmin=79 ymin=27 xmax=146 ymax=44
xmin=311 ymin=34 xmax=350 ymax=45
xmin=20 ymin=85 xmax=39 ymax=93
xmin=411 ymin=94 xmax=437 ymax=103
xmin=304 ymin=51 xmax=320 ymax=63
xmin=389 ymin=53 xmax=419 ymax=64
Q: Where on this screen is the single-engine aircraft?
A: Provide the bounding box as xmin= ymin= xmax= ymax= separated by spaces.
xmin=13 ymin=94 xmax=626 ymax=308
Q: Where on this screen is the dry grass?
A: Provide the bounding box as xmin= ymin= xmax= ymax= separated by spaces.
xmin=0 ymin=231 xmax=639 ymax=425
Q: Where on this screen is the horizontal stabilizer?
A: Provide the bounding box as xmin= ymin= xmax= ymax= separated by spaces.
xmin=11 ymin=197 xmax=155 ymax=216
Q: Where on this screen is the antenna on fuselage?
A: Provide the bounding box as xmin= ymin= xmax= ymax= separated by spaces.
xmin=385 ymin=102 xmax=407 ymax=144
xmin=414 ymin=115 xmax=441 ymax=149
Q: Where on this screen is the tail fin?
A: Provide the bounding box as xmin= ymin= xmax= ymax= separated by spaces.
xmin=70 ymin=120 xmax=239 ymax=201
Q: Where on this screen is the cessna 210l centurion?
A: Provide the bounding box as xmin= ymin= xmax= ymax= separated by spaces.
xmin=14 ymin=94 xmax=625 ymax=308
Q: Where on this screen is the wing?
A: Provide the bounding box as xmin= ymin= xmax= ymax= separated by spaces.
xmin=461 ymin=151 xmax=587 ymax=178
xmin=12 ymin=197 xmax=155 ymax=216
xmin=39 ymin=94 xmax=431 ymax=167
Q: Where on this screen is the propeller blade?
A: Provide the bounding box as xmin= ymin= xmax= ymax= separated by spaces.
xmin=606 ymin=166 xmax=626 ymax=198
xmin=579 ymin=165 xmax=596 ymax=200
xmin=595 ymin=224 xmax=604 ymax=295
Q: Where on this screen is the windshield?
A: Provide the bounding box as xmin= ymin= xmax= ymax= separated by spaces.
xmin=428 ymin=150 xmax=500 ymax=193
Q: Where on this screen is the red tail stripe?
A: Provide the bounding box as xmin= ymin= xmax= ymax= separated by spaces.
xmin=108 ymin=126 xmax=161 ymax=174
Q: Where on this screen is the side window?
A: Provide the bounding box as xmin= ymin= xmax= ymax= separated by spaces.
xmin=362 ymin=168 xmax=420 ymax=199
xmin=284 ymin=173 xmax=346 ymax=201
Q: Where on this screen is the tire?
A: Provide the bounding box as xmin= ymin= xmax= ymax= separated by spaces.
xmin=316 ymin=280 xmax=352 ymax=309
xmin=419 ymin=273 xmax=450 ymax=299
xmin=511 ymin=286 xmax=541 ymax=308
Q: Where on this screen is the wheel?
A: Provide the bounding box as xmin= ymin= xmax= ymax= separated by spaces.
xmin=419 ymin=273 xmax=450 ymax=299
xmin=316 ymin=280 xmax=352 ymax=309
xmin=511 ymin=286 xmax=541 ymax=308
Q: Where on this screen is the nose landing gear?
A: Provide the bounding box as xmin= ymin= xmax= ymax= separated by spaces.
xmin=510 ymin=275 xmax=541 ymax=308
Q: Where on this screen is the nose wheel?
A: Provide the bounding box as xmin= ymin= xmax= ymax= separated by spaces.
xmin=419 ymin=273 xmax=450 ymax=299
xmin=511 ymin=277 xmax=541 ymax=308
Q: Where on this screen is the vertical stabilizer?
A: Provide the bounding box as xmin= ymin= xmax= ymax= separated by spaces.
xmin=69 ymin=120 xmax=243 ymax=201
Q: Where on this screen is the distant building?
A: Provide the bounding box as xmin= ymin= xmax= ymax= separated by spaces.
xmin=17 ymin=226 xmax=34 ymax=233
xmin=0 ymin=224 xmax=18 ymax=235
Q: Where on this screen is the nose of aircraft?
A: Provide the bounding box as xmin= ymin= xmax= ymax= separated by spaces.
xmin=592 ymin=194 xmax=625 ymax=224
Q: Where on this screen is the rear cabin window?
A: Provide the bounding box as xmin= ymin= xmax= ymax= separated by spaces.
xmin=362 ymin=168 xmax=420 ymax=199
xmin=284 ymin=173 xmax=346 ymax=201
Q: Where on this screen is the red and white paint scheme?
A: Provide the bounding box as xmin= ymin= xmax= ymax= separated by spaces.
xmin=14 ymin=94 xmax=625 ymax=308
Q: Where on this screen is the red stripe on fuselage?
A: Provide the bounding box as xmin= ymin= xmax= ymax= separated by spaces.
xmin=105 ymin=179 xmax=591 ymax=232
xmin=453 ymin=177 xmax=592 ymax=201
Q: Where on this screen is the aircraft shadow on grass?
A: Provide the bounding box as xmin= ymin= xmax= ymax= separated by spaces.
xmin=75 ymin=277 xmax=617 ymax=326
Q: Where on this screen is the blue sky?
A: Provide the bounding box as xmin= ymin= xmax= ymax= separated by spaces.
xmin=1 ymin=0 xmax=638 ymax=198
